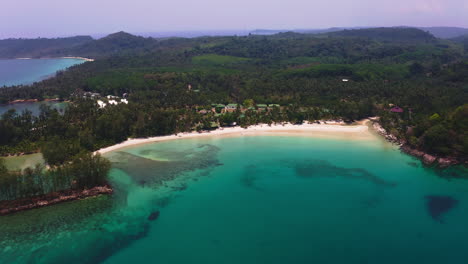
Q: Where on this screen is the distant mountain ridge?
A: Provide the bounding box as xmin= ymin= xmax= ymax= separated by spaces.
xmin=0 ymin=36 xmax=93 ymax=59
xmin=1 ymin=27 xmax=467 ymax=59
xmin=250 ymin=26 xmax=468 ymax=39
xmin=419 ymin=27 xmax=468 ymax=39
xmin=0 ymin=32 xmax=160 ymax=59
xmin=61 ymin=31 xmax=158 ymax=58
xmin=326 ymin=28 xmax=436 ymax=43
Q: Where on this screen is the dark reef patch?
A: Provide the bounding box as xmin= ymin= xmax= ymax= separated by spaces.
xmin=425 ymin=195 xmax=459 ymax=223
xmin=148 ymin=211 xmax=160 ymax=221
xmin=155 ymin=196 xmax=172 ymax=207
xmin=293 ymin=160 xmax=396 ymax=187
xmin=240 ymin=164 xmax=264 ymax=191
xmin=434 ymin=166 xmax=468 ymax=181
xmin=109 ymin=144 xmax=221 ymax=187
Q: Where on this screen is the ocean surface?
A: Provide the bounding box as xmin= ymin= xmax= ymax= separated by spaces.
xmin=1 ymin=134 xmax=467 ymax=264
xmin=0 ymin=58 xmax=85 ymax=87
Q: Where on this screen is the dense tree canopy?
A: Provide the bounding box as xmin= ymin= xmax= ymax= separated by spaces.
xmin=0 ymin=27 xmax=466 ymax=202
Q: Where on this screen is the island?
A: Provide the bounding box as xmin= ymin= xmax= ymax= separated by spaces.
xmin=0 ymin=27 xmax=467 ymax=214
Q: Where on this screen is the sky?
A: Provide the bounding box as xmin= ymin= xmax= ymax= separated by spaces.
xmin=1 ymin=0 xmax=467 ymax=38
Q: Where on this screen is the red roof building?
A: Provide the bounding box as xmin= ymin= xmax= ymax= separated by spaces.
xmin=390 ymin=106 xmax=404 ymax=113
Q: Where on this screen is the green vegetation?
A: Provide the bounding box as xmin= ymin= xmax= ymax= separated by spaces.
xmin=280 ymin=63 xmax=410 ymax=80
xmin=0 ymin=153 xmax=110 ymax=201
xmin=0 ymin=27 xmax=467 ymax=203
xmin=192 ymin=54 xmax=250 ymax=66
xmin=326 ymin=27 xmax=436 ymax=43
xmin=0 ymin=36 xmax=93 ymax=59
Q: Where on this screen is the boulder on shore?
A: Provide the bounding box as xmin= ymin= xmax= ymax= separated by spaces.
xmin=423 ymin=154 xmax=437 ymax=165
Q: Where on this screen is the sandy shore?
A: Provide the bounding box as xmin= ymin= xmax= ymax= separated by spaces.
xmin=12 ymin=57 xmax=94 ymax=62
xmin=60 ymin=56 xmax=94 ymax=62
xmin=96 ymin=120 xmax=375 ymax=155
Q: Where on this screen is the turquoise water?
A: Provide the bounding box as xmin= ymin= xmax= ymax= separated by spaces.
xmin=1 ymin=135 xmax=467 ymax=264
xmin=0 ymin=58 xmax=85 ymax=87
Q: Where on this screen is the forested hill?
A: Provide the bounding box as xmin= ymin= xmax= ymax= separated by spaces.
xmin=326 ymin=28 xmax=436 ymax=43
xmin=451 ymin=35 xmax=468 ymax=51
xmin=0 ymin=26 xmax=466 ymax=162
xmin=420 ymin=27 xmax=468 ymax=39
xmin=0 ymin=31 xmax=215 ymax=59
xmin=0 ymin=36 xmax=93 ymax=58
xmin=252 ymin=27 xmax=468 ymax=39
xmin=0 ymin=32 xmax=157 ymax=59
xmin=0 ymin=28 xmax=458 ymax=60
xmin=59 ymin=31 xmax=159 ymax=58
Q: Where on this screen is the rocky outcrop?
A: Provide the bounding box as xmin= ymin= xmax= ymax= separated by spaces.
xmin=400 ymin=145 xmax=424 ymax=158
xmin=0 ymin=185 xmax=113 ymax=216
xmin=372 ymin=122 xmax=403 ymax=145
xmin=373 ymin=122 xmax=463 ymax=168
xmin=400 ymin=145 xmax=462 ymax=167
xmin=437 ymin=157 xmax=459 ymax=168
xmin=423 ymin=154 xmax=437 ymax=165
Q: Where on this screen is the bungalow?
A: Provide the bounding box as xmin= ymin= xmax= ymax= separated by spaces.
xmin=225 ymin=104 xmax=238 ymax=112
xmin=97 ymin=100 xmax=107 ymax=108
xmin=214 ymin=104 xmax=226 ymax=113
xmin=108 ymin=100 xmax=119 ymax=105
xmin=83 ymin=92 xmax=101 ymax=99
xmin=390 ymin=106 xmax=404 ymax=113
xmin=257 ymin=104 xmax=268 ymax=111
xmin=269 ymin=104 xmax=280 ymax=108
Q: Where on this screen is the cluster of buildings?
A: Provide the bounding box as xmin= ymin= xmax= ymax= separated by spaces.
xmin=198 ymin=103 xmax=281 ymax=114
xmin=81 ymin=92 xmax=129 ymax=109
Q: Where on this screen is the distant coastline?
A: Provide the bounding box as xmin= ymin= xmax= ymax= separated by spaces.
xmin=60 ymin=56 xmax=94 ymax=62
xmin=0 ymin=57 xmax=93 ymax=87
xmin=11 ymin=57 xmax=94 ymax=62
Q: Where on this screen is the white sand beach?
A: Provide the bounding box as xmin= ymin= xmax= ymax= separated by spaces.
xmin=96 ymin=120 xmax=376 ymax=155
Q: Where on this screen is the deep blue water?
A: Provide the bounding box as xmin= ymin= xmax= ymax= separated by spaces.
xmin=0 ymin=134 xmax=467 ymax=264
xmin=0 ymin=58 xmax=85 ymax=87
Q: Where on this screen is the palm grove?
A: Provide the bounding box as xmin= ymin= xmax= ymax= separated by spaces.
xmin=0 ymin=28 xmax=467 ymax=201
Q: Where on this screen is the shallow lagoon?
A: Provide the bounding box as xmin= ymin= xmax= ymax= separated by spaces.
xmin=1 ymin=134 xmax=467 ymax=264
xmin=0 ymin=58 xmax=85 ymax=87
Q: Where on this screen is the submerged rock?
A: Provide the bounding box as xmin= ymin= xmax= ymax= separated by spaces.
xmin=148 ymin=211 xmax=160 ymax=221
xmin=425 ymin=195 xmax=458 ymax=223
xmin=293 ymin=159 xmax=396 ymax=187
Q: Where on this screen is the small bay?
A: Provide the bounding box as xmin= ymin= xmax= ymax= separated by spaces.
xmin=0 ymin=58 xmax=85 ymax=87
xmin=1 ymin=134 xmax=467 ymax=264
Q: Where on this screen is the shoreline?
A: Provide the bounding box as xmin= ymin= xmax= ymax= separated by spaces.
xmin=96 ymin=121 xmax=374 ymax=155
xmin=60 ymin=56 xmax=95 ymax=62
xmin=0 ymin=185 xmax=112 ymax=216
xmin=9 ymin=56 xmax=94 ymax=62
xmin=370 ymin=119 xmax=464 ymax=167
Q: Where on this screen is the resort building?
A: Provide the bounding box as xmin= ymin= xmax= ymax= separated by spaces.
xmin=390 ymin=106 xmax=404 ymax=113
xmin=225 ymin=104 xmax=238 ymax=113
xmin=257 ymin=104 xmax=268 ymax=111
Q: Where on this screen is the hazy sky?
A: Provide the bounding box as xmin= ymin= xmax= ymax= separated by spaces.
xmin=1 ymin=0 xmax=467 ymax=38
